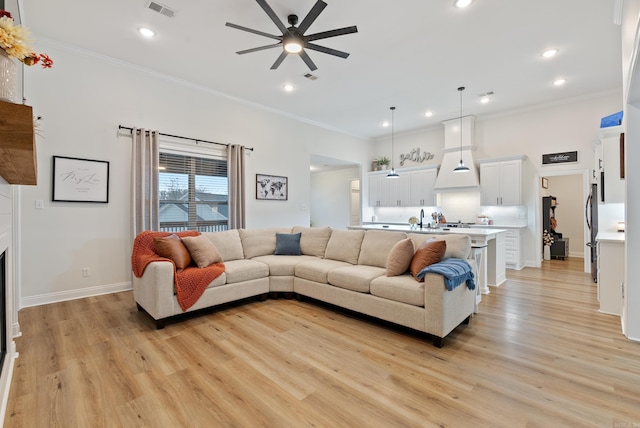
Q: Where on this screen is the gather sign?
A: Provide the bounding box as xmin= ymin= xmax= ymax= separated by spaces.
xmin=400 ymin=148 xmax=435 ymax=166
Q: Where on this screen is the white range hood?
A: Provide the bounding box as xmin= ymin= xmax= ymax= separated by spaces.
xmin=433 ymin=115 xmax=480 ymax=192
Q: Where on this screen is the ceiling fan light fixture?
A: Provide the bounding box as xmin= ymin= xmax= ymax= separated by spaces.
xmin=454 ymin=0 xmax=474 ymax=8
xmin=284 ymin=38 xmax=303 ymax=53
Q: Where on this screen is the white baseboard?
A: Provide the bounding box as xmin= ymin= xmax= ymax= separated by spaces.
xmin=20 ymin=282 xmax=132 ymax=308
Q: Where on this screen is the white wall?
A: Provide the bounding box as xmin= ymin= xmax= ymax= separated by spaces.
xmin=18 ymin=42 xmax=371 ymax=306
xmin=310 ymin=167 xmax=360 ymax=229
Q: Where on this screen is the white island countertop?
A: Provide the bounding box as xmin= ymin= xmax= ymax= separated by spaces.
xmin=596 ymin=232 xmax=625 ymax=242
xmin=349 ymin=224 xmax=507 ymax=236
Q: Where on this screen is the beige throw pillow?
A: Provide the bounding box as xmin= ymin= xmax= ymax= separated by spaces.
xmin=181 ymin=235 xmax=223 ymax=268
xmin=386 ymin=238 xmax=415 ymax=276
xmin=409 ymin=240 xmax=446 ymax=281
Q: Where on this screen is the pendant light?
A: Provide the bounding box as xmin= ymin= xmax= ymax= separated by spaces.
xmin=387 ymin=106 xmax=399 ymax=178
xmin=453 ymin=86 xmax=470 ymax=173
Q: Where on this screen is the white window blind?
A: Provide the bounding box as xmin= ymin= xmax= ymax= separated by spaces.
xmin=158 ymin=152 xmax=229 ymax=232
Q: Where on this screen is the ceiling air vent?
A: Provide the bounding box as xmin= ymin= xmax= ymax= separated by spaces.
xmin=146 ymin=1 xmax=177 ymax=18
xmin=303 ymin=73 xmax=318 ymax=81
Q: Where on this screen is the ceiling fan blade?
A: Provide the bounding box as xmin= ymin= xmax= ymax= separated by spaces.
xmin=297 ymin=0 xmax=328 ymax=34
xmin=299 ymin=50 xmax=318 ymax=71
xmin=256 ymin=0 xmax=289 ymax=34
xmin=305 ymin=43 xmax=349 ymax=59
xmin=270 ymin=51 xmax=288 ymax=69
xmin=306 ymin=26 xmax=358 ymax=42
xmin=226 ymin=22 xmax=282 ymax=41
xmin=237 ymin=43 xmax=283 ymax=55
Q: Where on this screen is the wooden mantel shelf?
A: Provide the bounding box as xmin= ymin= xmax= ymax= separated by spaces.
xmin=0 ymin=100 xmax=37 ymax=185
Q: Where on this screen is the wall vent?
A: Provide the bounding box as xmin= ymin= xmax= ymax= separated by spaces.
xmin=303 ymin=73 xmax=318 ymax=81
xmin=146 ymin=1 xmax=177 ymax=18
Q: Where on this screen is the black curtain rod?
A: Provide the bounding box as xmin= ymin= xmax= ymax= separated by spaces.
xmin=118 ymin=125 xmax=254 ymax=151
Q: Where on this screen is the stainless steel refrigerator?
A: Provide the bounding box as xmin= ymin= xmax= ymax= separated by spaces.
xmin=585 ymin=183 xmax=598 ymax=282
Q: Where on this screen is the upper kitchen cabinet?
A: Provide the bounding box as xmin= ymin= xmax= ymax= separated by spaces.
xmin=598 ymin=125 xmax=625 ymax=204
xmin=368 ymin=166 xmax=437 ymax=207
xmin=409 ymin=167 xmax=438 ymax=206
xmin=479 ymin=156 xmax=526 ymax=206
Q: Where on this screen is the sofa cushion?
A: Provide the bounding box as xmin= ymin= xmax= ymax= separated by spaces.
xmin=358 ymin=230 xmax=407 ymax=268
xmin=386 ymin=238 xmax=415 ymax=276
xmin=203 ymin=230 xmax=245 ymax=261
xmin=223 ymin=259 xmax=269 ymax=284
xmin=181 ymin=235 xmax=223 ymax=268
xmin=327 ymin=265 xmax=386 ymax=293
xmin=154 ymin=234 xmax=192 ymax=271
xmin=324 ymin=229 xmax=365 ymax=264
xmin=370 ymin=275 xmax=425 ymax=307
xmin=239 ymin=228 xmax=291 ymax=259
xmin=252 ymin=255 xmax=317 ymax=276
xmin=295 ymin=259 xmax=352 ymax=284
xmin=407 ymin=233 xmax=471 ymax=260
xmin=292 ymin=226 xmax=332 ymax=257
xmin=410 ymin=240 xmax=446 ymax=280
xmin=274 ymin=232 xmax=302 ymax=255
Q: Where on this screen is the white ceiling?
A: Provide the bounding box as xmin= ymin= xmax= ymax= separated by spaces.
xmin=24 ymin=0 xmax=622 ymax=140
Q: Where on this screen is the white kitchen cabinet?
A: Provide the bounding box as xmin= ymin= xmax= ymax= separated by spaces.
xmin=368 ymin=172 xmax=388 ymax=207
xmin=503 ymin=228 xmax=524 ymax=269
xmin=600 ymin=126 xmax=625 ymax=204
xmin=369 ymin=167 xmax=436 ymax=207
xmin=479 ymin=157 xmax=525 ymax=206
xmin=409 ymin=168 xmax=437 ymax=206
xmin=597 ymin=236 xmax=624 ymax=316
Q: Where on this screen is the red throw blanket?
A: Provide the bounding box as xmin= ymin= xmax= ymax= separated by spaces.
xmin=131 ymin=230 xmax=225 ymax=312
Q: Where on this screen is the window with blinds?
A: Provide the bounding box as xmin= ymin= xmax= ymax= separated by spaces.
xmin=158 ymin=152 xmax=229 ymax=232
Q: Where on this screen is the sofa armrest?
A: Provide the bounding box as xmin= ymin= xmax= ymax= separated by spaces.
xmin=132 ymin=261 xmax=175 ymax=321
xmin=423 ymin=260 xmax=476 ymax=340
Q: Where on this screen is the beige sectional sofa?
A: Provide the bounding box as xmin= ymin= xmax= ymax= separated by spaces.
xmin=132 ymin=227 xmax=477 ymax=347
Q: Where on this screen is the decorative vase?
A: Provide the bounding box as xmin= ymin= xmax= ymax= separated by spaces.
xmin=543 ymin=245 xmax=551 ymax=260
xmin=0 ymin=49 xmax=18 ymax=103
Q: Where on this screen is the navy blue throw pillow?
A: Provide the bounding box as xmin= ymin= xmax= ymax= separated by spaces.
xmin=274 ymin=232 xmax=302 ymax=255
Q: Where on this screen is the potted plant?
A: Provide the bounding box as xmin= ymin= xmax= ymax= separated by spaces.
xmin=376 ymin=156 xmax=390 ymax=170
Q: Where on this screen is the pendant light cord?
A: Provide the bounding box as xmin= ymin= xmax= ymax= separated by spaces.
xmin=459 ymin=86 xmax=464 ymax=161
xmin=390 ymin=106 xmax=395 ymax=169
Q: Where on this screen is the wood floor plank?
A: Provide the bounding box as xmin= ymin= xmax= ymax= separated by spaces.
xmin=5 ymin=258 xmax=640 ymax=427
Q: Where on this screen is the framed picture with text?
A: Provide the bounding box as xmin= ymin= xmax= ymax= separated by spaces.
xmin=256 ymin=174 xmax=288 ymax=200
xmin=52 ymin=156 xmax=110 ymax=203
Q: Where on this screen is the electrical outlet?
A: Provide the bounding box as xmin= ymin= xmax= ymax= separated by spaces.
xmin=82 ymin=268 xmax=90 ymax=277
xmin=35 ymin=200 xmax=44 ymax=210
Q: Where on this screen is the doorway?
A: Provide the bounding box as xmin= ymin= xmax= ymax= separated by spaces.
xmin=535 ymin=170 xmax=590 ymax=273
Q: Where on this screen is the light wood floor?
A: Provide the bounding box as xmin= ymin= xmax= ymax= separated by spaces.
xmin=5 ymin=258 xmax=640 ymax=427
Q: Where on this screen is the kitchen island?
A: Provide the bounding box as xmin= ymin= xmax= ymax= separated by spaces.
xmin=348 ymin=224 xmax=507 ymax=296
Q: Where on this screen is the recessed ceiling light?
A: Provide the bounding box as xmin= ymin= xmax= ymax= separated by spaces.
xmin=138 ymin=27 xmax=156 ymax=38
xmin=480 ymin=96 xmax=490 ymax=104
xmin=382 ymin=121 xmax=389 ymax=127
xmin=553 ymin=78 xmax=566 ymax=86
xmin=283 ymin=83 xmax=295 ymax=92
xmin=454 ymin=0 xmax=474 ymax=8
xmin=425 ymin=111 xmax=433 ymax=117
xmin=542 ymin=48 xmax=559 ymax=58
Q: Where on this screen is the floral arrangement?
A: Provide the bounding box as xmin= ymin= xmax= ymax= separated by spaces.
xmin=408 ymin=216 xmax=418 ymax=225
xmin=0 ymin=10 xmax=53 ymax=68
xmin=543 ymin=230 xmax=554 ymax=246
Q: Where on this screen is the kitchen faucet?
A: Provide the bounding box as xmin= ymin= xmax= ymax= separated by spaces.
xmin=419 ymin=209 xmax=425 ymax=229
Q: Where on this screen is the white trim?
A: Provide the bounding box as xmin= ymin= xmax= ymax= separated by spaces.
xmin=20 ymin=282 xmax=132 ymax=308
xmin=0 ymin=349 xmax=17 ymax=426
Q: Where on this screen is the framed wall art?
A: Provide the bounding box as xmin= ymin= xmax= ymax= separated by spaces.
xmin=541 ymin=177 xmax=548 ymax=189
xmin=256 ymin=174 xmax=288 ymax=200
xmin=52 ymin=156 xmax=110 ymax=203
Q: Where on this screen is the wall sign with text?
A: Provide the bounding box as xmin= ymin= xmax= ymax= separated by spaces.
xmin=542 ymin=151 xmax=578 ymax=165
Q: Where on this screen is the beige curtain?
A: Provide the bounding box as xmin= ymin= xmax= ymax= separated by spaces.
xmin=228 ymin=144 xmax=246 ymax=229
xmin=132 ymin=129 xmax=159 ymax=236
